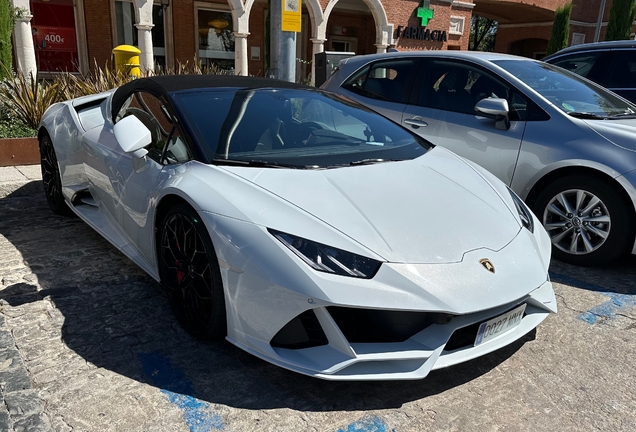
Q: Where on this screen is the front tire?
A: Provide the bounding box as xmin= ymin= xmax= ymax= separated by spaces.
xmin=158 ymin=203 xmax=227 ymax=339
xmin=40 ymin=134 xmax=73 ymax=216
xmin=533 ymin=175 xmax=634 ymax=266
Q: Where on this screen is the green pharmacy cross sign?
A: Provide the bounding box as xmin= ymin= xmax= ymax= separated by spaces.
xmin=416 ymin=0 xmax=434 ymax=26
xmin=394 ymin=0 xmax=446 ymax=42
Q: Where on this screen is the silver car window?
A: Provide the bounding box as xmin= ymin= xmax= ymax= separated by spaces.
xmin=342 ymin=59 xmax=416 ymax=103
xmin=549 ymin=53 xmax=601 ymax=78
xmin=418 ymin=60 xmax=520 ymax=117
xmin=495 ymin=59 xmax=636 ymax=117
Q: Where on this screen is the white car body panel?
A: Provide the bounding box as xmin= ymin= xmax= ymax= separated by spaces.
xmin=38 ymin=80 xmax=556 ymax=380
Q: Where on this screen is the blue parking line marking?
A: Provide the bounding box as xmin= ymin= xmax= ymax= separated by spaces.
xmin=337 ymin=416 xmax=390 ymax=432
xmin=576 ymin=292 xmax=636 ymax=324
xmin=550 ymin=272 xmax=636 ymax=324
xmin=139 ymin=352 xmax=225 ymax=431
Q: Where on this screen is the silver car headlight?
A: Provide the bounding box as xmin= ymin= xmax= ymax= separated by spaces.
xmin=269 ymin=229 xmax=381 ymax=279
xmin=507 ymin=187 xmax=534 ymax=233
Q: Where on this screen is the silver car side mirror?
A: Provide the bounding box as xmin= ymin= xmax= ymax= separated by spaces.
xmin=114 ymin=115 xmax=152 ymax=155
xmin=475 ymin=98 xmax=510 ymax=130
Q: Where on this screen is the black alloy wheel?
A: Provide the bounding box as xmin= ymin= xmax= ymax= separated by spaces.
xmin=159 ymin=204 xmax=227 ymax=339
xmin=534 ymin=175 xmax=635 ymax=266
xmin=40 ymin=134 xmax=73 ymax=216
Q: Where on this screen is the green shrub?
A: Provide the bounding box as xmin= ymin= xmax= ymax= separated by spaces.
xmin=606 ymin=0 xmax=636 ymax=41
xmin=0 ymin=118 xmax=36 ymax=138
xmin=0 ymin=0 xmax=12 ymax=80
xmin=546 ymin=3 xmax=572 ymax=56
xmin=0 ymin=71 xmax=60 ymax=129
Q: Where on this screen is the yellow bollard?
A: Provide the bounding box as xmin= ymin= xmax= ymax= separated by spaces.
xmin=112 ymin=45 xmax=141 ymax=77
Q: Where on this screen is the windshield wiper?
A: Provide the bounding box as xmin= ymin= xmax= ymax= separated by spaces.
xmin=608 ymin=111 xmax=636 ymax=119
xmin=212 ymin=158 xmax=313 ymax=169
xmin=566 ymin=111 xmax=608 ymax=120
xmin=349 ymin=158 xmax=404 ymax=166
xmin=325 ymin=158 xmax=405 ymax=168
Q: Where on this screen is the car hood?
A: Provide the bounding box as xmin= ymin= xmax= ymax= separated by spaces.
xmin=583 ymin=118 xmax=636 ymax=153
xmin=221 ymin=147 xmax=520 ymax=264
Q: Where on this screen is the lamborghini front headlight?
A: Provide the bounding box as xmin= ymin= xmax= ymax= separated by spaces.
xmin=269 ymin=229 xmax=381 ymax=279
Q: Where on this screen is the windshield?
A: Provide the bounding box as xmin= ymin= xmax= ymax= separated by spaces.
xmin=171 ymin=88 xmax=431 ymax=168
xmin=493 ymin=59 xmax=636 ymax=119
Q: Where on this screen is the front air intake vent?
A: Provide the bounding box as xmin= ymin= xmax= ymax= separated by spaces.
xmin=327 ymin=307 xmax=454 ymax=343
xmin=270 ymin=310 xmax=328 ymax=350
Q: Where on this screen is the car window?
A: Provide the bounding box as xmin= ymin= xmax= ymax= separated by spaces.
xmin=602 ymin=50 xmax=636 ymax=89
xmin=549 ymin=52 xmax=601 ymax=78
xmin=172 ymin=88 xmax=432 ymax=168
xmin=341 ymin=59 xmax=415 ymax=103
xmin=117 ymin=91 xmax=191 ymax=164
xmin=417 ymin=60 xmax=515 ymax=117
xmin=494 ymin=59 xmax=636 ymax=117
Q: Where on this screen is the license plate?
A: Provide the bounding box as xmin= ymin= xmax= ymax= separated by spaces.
xmin=474 ymin=303 xmax=526 ymax=346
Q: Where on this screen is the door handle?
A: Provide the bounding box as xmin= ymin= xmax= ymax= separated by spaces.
xmin=403 ymin=117 xmax=428 ymax=128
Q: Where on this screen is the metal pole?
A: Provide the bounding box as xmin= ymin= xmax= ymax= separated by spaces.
xmin=594 ymin=0 xmax=607 ymax=42
xmin=270 ymin=0 xmax=296 ymax=82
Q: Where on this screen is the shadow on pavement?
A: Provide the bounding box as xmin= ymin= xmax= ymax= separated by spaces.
xmin=0 ymin=184 xmax=536 ymax=412
xmin=549 ymin=253 xmax=636 ymax=296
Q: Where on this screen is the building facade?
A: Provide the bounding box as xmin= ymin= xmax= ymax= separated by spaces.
xmin=488 ymin=0 xmax=636 ymax=59
xmin=11 ymin=0 xmax=475 ymax=82
xmin=10 ymin=0 xmax=636 ymax=81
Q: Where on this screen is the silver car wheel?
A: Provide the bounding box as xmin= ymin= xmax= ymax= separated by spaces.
xmin=542 ymin=188 xmax=610 ymax=255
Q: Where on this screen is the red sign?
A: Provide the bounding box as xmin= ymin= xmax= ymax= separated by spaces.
xmin=32 ymin=26 xmax=76 ymax=52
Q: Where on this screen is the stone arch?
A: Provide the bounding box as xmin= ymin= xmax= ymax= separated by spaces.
xmin=231 ymin=0 xmax=248 ymax=33
xmin=323 ymin=0 xmax=393 ymax=49
xmin=302 ymin=0 xmax=325 ymax=43
xmin=133 ymin=0 xmax=151 ymax=25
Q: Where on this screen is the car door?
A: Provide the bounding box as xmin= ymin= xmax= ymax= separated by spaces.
xmin=335 ymin=57 xmax=420 ymax=124
xmin=109 ymin=91 xmax=192 ymax=265
xmin=400 ymin=59 xmax=528 ymax=185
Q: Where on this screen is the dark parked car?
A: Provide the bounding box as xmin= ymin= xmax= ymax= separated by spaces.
xmin=543 ymin=40 xmax=636 ymax=103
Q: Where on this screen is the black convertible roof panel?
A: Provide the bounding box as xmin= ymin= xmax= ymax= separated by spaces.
xmin=111 ymin=74 xmax=311 ymax=122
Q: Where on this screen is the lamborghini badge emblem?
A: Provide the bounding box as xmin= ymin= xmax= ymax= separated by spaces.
xmin=479 ymin=259 xmax=495 ymax=274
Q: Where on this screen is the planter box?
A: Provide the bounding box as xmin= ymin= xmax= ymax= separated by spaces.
xmin=0 ymin=137 xmax=40 ymax=167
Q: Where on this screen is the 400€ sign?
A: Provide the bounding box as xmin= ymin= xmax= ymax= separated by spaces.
xmin=33 ymin=26 xmax=77 ymax=52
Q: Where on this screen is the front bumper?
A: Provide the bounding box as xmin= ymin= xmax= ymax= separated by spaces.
xmin=226 ymin=280 xmax=555 ymax=381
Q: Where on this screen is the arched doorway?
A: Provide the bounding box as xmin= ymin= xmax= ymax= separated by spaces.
xmin=322 ymin=0 xmax=392 ymax=56
xmin=324 ymin=0 xmax=376 ymax=56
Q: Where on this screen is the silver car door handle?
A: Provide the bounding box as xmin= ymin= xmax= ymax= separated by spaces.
xmin=403 ymin=117 xmax=428 ymax=128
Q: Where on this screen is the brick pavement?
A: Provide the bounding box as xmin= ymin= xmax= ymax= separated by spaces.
xmin=0 ymin=166 xmax=635 ymax=431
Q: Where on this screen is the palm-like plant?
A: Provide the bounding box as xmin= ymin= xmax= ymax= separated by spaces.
xmin=0 ymin=69 xmax=60 ymax=129
xmin=57 ymin=60 xmax=134 ymax=100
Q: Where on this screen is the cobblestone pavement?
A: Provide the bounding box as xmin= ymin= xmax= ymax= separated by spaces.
xmin=0 ymin=174 xmax=635 ymax=431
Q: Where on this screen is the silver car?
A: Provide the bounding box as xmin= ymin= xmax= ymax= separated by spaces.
xmin=322 ymin=51 xmax=636 ymax=266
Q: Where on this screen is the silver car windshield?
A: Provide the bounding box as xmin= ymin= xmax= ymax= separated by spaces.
xmin=494 ymin=59 xmax=636 ymax=119
xmin=173 ymin=88 xmax=431 ymax=168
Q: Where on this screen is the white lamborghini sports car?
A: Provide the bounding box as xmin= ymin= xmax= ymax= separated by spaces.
xmin=38 ymin=75 xmax=556 ymax=380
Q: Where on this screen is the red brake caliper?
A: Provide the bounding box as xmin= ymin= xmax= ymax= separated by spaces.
xmin=176 ymin=262 xmax=185 ymax=283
